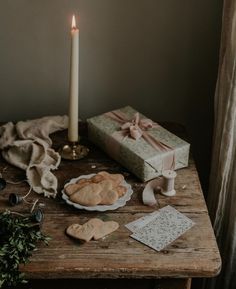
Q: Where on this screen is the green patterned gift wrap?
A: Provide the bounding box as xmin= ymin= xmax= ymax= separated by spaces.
xmin=87 ymin=106 xmax=190 ymax=182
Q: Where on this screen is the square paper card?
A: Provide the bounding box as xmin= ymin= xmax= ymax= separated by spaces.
xmin=130 ymin=206 xmax=195 ymax=252
xmin=125 ymin=211 xmax=160 ymax=233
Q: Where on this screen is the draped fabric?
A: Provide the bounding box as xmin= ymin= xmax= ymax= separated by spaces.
xmin=0 ymin=116 xmax=68 ymax=198
xmin=205 ymin=0 xmax=236 ymax=288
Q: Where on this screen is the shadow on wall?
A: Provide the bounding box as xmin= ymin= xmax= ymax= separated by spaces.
xmin=0 ymin=0 xmax=223 ymax=192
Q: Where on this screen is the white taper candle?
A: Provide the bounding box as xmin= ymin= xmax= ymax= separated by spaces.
xmin=68 ymin=15 xmax=79 ymax=142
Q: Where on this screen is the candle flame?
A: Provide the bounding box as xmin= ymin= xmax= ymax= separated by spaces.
xmin=72 ymin=15 xmax=77 ymax=29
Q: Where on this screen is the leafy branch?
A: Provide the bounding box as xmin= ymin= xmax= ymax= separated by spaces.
xmin=0 ymin=210 xmax=50 ymax=288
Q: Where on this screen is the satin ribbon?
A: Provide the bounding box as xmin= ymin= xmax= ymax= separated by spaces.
xmin=105 ymin=110 xmax=175 ymax=170
xmin=142 ymin=170 xmax=177 ymax=206
xmin=142 ymin=177 xmax=164 ymax=206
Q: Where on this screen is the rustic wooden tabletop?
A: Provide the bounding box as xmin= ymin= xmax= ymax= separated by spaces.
xmin=0 ymin=124 xmax=221 ymax=281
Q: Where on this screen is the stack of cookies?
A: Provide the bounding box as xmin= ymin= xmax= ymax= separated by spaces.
xmin=64 ymin=171 xmax=127 ymax=206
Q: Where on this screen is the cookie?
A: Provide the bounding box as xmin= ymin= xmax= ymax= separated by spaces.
xmin=70 ymin=183 xmax=102 ymax=206
xmin=99 ymin=179 xmax=113 ymax=191
xmin=93 ymin=221 xmax=119 ymax=240
xmin=97 ymin=171 xmax=111 ymax=179
xmin=75 ymin=178 xmax=92 ymax=190
xmin=66 ymin=219 xmax=119 ymax=242
xmin=91 ymin=174 xmax=106 ymax=183
xmin=64 ymin=184 xmax=80 ymax=196
xmin=98 ymin=171 xmax=124 ymax=187
xmin=99 ymin=189 xmax=119 ymax=205
xmin=116 ymin=185 xmax=127 ymax=197
xmin=97 ymin=179 xmax=117 ymax=205
xmin=66 ymin=223 xmax=82 ymax=237
xmin=87 ymin=218 xmax=104 ymax=227
xmin=68 ymin=222 xmax=96 ymax=242
xmin=109 ymin=173 xmax=124 ymax=187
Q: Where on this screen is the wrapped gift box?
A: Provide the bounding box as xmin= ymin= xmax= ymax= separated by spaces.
xmin=87 ymin=106 xmax=190 ymax=182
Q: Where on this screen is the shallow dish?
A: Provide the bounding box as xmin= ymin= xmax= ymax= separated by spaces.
xmin=62 ymin=173 xmax=133 ymax=211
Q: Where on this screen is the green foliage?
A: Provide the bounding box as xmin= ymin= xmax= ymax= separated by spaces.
xmin=0 ymin=210 xmax=50 ymax=288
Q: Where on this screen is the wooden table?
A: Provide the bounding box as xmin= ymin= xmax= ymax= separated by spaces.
xmin=0 ymin=124 xmax=221 ymax=289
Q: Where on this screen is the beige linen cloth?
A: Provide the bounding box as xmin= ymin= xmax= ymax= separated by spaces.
xmin=0 ymin=116 xmax=68 ymax=198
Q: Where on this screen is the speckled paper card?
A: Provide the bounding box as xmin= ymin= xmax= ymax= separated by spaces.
xmin=125 ymin=211 xmax=159 ymax=232
xmin=130 ymin=206 xmax=195 ymax=252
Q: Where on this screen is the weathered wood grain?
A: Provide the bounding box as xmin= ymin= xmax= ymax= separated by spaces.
xmin=0 ymin=124 xmax=221 ymax=280
xmin=18 ymin=212 xmax=220 ymax=278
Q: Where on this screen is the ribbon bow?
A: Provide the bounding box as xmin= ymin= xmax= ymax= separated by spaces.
xmin=105 ymin=109 xmax=175 ymax=170
xmin=105 ymin=110 xmax=172 ymax=151
xmin=120 ymin=113 xmax=153 ymax=140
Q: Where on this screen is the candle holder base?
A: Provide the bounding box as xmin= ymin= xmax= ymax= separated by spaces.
xmin=59 ymin=142 xmax=89 ymax=160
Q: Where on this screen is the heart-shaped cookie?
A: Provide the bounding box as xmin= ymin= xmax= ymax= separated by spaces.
xmin=64 ymin=184 xmax=80 ymax=196
xmin=75 ymin=178 xmax=92 ymax=190
xmin=98 ymin=171 xmax=124 ymax=187
xmin=66 ymin=223 xmax=82 ymax=236
xmin=67 ymin=222 xmax=96 ymax=242
xmin=93 ymin=220 xmax=119 ymax=240
xmin=99 ymin=190 xmax=119 ymax=205
xmin=91 ymin=174 xmax=106 ymax=183
xmin=66 ymin=218 xmax=119 ymax=242
xmin=70 ymin=183 xmax=102 ymax=206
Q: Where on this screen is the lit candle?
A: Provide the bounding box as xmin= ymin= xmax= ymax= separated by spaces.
xmin=68 ymin=15 xmax=79 ymax=142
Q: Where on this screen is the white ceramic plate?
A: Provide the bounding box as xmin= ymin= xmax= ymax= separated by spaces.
xmin=62 ymin=173 xmax=133 ymax=211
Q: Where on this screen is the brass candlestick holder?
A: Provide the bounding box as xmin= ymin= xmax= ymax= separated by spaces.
xmin=59 ymin=140 xmax=89 ymax=160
